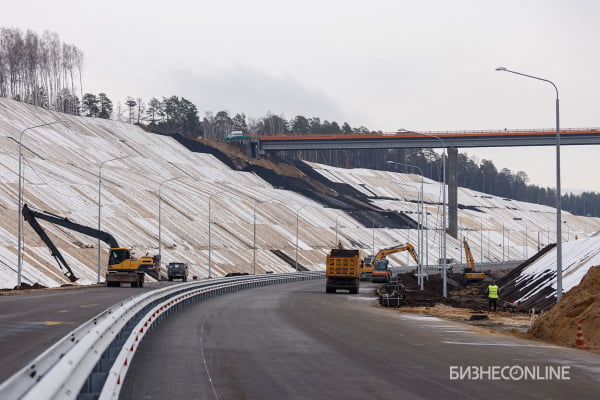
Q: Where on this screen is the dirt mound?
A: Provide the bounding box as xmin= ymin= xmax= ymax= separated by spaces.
xmin=392 ymin=272 xmax=490 ymax=309
xmin=13 ymin=282 xmax=47 ymax=290
xmin=528 ymin=265 xmax=600 ymax=349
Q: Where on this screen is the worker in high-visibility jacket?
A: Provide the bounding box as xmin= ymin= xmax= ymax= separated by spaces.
xmin=487 ymin=283 xmax=500 ymax=312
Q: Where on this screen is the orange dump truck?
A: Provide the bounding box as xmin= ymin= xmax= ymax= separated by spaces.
xmin=325 ymin=249 xmax=361 ymax=294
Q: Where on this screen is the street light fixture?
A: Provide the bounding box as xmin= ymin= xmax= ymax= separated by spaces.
xmin=208 ymin=189 xmax=229 ymax=278
xmin=158 ymin=176 xmax=184 ymax=279
xmin=335 ymin=211 xmax=353 ymax=246
xmin=97 ymin=155 xmax=131 ymax=283
xmin=17 ymin=120 xmax=67 ymax=288
xmin=390 ymin=180 xmax=425 ymax=290
xmin=295 ymin=205 xmax=309 ymax=271
xmin=496 ymin=66 xmax=563 ymax=301
xmin=397 ymin=129 xmax=448 ymax=297
xmin=387 ymin=160 xmax=427 ymax=290
xmin=253 ymin=200 xmax=280 ymax=274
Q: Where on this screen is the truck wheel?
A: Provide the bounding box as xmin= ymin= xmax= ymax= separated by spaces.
xmin=326 ymin=286 xmax=335 ymax=293
xmin=168 ymin=277 xmax=173 ymax=282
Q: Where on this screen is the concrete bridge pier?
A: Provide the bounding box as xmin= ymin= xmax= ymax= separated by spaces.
xmin=447 ymin=147 xmax=458 ymax=239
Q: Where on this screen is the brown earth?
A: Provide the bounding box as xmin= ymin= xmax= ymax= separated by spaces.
xmin=379 ymin=267 xmax=600 ymax=353
xmin=527 ymin=265 xmax=600 ymax=350
xmin=399 ymin=304 xmax=531 ymax=332
xmin=391 ymin=271 xmax=509 ymax=310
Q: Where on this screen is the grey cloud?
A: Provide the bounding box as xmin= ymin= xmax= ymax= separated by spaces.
xmin=167 ymin=65 xmax=347 ymax=120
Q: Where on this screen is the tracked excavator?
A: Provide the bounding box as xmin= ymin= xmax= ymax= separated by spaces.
xmin=22 ymin=204 xmax=159 ymax=287
xmin=462 ymin=238 xmax=484 ymax=283
xmin=371 ymin=243 xmax=420 ymax=283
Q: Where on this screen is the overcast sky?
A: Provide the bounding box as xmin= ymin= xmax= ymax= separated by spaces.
xmin=4 ymin=0 xmax=600 ymax=192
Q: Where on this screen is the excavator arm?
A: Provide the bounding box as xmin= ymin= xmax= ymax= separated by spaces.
xmin=374 ymin=243 xmax=420 ymax=265
xmin=22 ymin=204 xmax=121 ymax=282
xmin=463 ymin=238 xmax=476 ymax=271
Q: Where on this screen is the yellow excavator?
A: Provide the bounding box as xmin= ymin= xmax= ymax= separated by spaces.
xmin=22 ymin=204 xmax=159 ymax=287
xmin=371 ymin=243 xmax=420 ymax=283
xmin=463 ymin=238 xmax=485 ymax=283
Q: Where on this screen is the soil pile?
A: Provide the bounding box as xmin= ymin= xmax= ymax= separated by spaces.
xmin=393 ymin=272 xmax=492 ymax=309
xmin=528 ymin=265 xmax=600 ymax=348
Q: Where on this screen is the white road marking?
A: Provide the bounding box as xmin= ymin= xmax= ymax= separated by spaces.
xmin=442 ymin=340 xmax=560 ymax=348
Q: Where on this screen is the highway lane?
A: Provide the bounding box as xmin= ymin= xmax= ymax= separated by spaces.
xmin=0 ymin=282 xmax=172 ymax=382
xmin=122 ymin=280 xmax=600 ymax=399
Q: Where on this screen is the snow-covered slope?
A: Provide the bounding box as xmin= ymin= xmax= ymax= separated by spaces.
xmin=1 ymin=98 xmax=599 ymax=290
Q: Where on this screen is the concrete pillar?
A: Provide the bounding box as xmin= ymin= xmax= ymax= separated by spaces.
xmin=447 ymin=147 xmax=458 ymax=238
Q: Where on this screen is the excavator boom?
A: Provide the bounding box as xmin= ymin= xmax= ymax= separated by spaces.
xmin=371 ymin=243 xmax=420 ymax=283
xmin=463 ymin=238 xmax=484 ymax=282
xmin=374 ymin=243 xmax=420 ymax=265
xmin=22 ymin=204 xmax=121 ymax=282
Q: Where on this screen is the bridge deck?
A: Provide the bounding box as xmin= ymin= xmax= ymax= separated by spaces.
xmin=254 ymin=128 xmax=600 ymax=151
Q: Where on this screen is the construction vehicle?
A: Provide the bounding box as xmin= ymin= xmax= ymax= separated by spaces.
xmin=167 ymin=262 xmax=188 ymax=281
xmin=325 ymin=248 xmax=361 ymax=294
xmin=360 ymin=254 xmax=375 ymax=280
xmin=463 ymin=238 xmax=485 ymax=283
xmin=22 ymin=204 xmax=158 ymax=287
xmin=371 ymin=243 xmax=420 ymax=283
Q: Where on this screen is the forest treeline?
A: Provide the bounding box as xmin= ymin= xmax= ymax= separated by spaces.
xmin=2 ymin=27 xmax=599 ymax=217
xmin=0 ymin=27 xmax=83 ymax=114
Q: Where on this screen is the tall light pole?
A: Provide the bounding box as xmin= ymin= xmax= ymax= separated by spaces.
xmin=253 ymin=200 xmax=279 ymax=274
xmin=387 ymin=160 xmax=426 ymax=290
xmin=158 ymin=176 xmax=183 ymax=280
xmin=397 ymin=129 xmax=448 ymax=297
xmin=208 ymin=189 xmax=229 ymax=278
xmin=335 ymin=211 xmax=353 ymax=246
xmin=496 ymin=66 xmax=563 ymax=301
xmin=17 ymin=120 xmax=67 ymax=288
xmin=391 ymin=180 xmax=425 ymax=290
xmin=295 ymin=205 xmax=309 ymax=271
xmin=480 ymin=219 xmax=484 ymax=264
xmin=97 ymin=155 xmax=131 ymax=283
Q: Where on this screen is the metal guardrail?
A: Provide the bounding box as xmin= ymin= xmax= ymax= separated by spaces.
xmin=0 ymin=272 xmax=324 ymax=400
xmin=392 ymin=260 xmax=524 ymax=275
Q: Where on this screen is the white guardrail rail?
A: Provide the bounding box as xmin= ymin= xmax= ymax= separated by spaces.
xmin=0 ymin=271 xmax=324 ymax=400
xmin=392 ymin=260 xmax=524 ymax=275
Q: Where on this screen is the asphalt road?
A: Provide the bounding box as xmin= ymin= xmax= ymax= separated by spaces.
xmin=0 ymin=282 xmax=171 ymax=382
xmin=122 ymin=280 xmax=600 ymax=400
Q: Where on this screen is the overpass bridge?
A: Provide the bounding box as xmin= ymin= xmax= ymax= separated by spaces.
xmin=244 ymin=128 xmax=600 ymax=238
xmin=254 ymin=127 xmax=600 ymax=152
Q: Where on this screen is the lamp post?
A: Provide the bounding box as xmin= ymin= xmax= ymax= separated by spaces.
xmin=334 ymin=212 xmax=352 ymax=246
xmin=208 ymin=189 xmax=229 ymax=278
xmin=253 ymin=200 xmax=279 ymax=274
xmin=390 ymin=179 xmax=425 ymax=290
xmin=397 ymin=129 xmax=447 ymax=297
xmin=496 ymin=66 xmax=563 ymax=302
xmin=295 ymin=205 xmax=309 ymax=271
xmin=387 ymin=160 xmax=426 ymax=270
xmin=17 ymin=120 xmax=67 ymax=288
xmin=97 ymin=155 xmax=131 ymax=283
xmin=502 ymin=223 xmax=505 ymax=262
xmin=480 ymin=219 xmax=484 ymax=264
xmin=158 ymin=176 xmax=183 ymax=280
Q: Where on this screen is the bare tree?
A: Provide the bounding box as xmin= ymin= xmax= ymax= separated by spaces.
xmin=135 ymin=97 xmax=144 ymax=124
xmin=125 ymin=97 xmax=137 ymax=124
xmin=0 ymin=27 xmax=84 ymax=113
